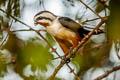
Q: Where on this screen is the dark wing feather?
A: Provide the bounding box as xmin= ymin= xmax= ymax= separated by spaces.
xmin=59 ymin=17 xmax=96 ymax=38
xmin=59 ymin=17 xmax=103 ymax=38
xmin=59 ymin=17 xmax=82 ymax=32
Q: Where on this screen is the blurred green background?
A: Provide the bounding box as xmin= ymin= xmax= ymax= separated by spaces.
xmin=0 ymin=0 xmax=120 ymax=80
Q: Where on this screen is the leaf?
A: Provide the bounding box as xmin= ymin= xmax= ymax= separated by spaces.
xmin=19 ymin=41 xmax=53 ymax=71
xmin=3 ymin=34 xmax=53 ymax=77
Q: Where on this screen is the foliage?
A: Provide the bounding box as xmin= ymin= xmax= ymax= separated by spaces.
xmin=0 ymin=0 xmax=20 ymax=17
xmin=0 ymin=53 xmax=7 ymax=76
xmin=0 ymin=0 xmax=120 ymax=80
xmin=3 ymin=34 xmax=53 ymax=78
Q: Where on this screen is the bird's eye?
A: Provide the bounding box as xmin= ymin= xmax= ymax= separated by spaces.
xmin=37 ymin=16 xmax=43 ymax=20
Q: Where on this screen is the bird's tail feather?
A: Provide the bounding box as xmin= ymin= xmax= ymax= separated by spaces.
xmin=78 ymin=28 xmax=104 ymax=38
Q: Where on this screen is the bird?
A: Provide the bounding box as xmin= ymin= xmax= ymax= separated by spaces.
xmin=34 ymin=11 xmax=103 ymax=57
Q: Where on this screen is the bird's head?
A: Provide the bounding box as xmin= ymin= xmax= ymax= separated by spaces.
xmin=34 ymin=11 xmax=57 ymax=27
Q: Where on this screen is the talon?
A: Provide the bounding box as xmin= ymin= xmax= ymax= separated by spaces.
xmin=71 ymin=53 xmax=75 ymax=58
xmin=69 ymin=47 xmax=75 ymax=58
xmin=63 ymin=55 xmax=70 ymax=63
xmin=69 ymin=47 xmax=73 ymax=54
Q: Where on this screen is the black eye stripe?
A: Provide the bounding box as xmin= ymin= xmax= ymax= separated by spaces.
xmin=37 ymin=17 xmax=53 ymax=21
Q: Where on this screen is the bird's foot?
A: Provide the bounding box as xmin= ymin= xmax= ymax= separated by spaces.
xmin=62 ymin=47 xmax=75 ymax=63
xmin=71 ymin=53 xmax=75 ymax=58
xmin=69 ymin=47 xmax=73 ymax=53
xmin=62 ymin=55 xmax=70 ymax=63
xmin=69 ymin=47 xmax=75 ymax=58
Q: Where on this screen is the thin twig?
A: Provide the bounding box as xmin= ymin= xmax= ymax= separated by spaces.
xmin=79 ymin=0 xmax=103 ymax=20
xmin=48 ymin=59 xmax=80 ymax=80
xmin=11 ymin=29 xmax=46 ymax=32
xmin=81 ymin=16 xmax=108 ymax=24
xmin=36 ymin=30 xmax=80 ymax=80
xmin=0 ymin=20 xmax=13 ymax=49
xmin=0 ymin=29 xmax=46 ymax=32
xmin=66 ymin=63 xmax=80 ymax=80
xmin=94 ymin=65 xmax=120 ymax=80
xmin=48 ymin=2 xmax=107 ymax=79
xmin=66 ymin=20 xmax=105 ymax=60
xmin=0 ymin=8 xmax=60 ymax=57
xmin=48 ymin=60 xmax=65 ymax=80
xmin=0 ymin=8 xmax=80 ymax=80
xmin=0 ymin=33 xmax=9 ymax=49
xmin=49 ymin=20 xmax=105 ymax=80
xmin=53 ymin=55 xmax=64 ymax=60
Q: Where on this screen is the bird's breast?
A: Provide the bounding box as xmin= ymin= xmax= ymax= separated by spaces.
xmin=46 ymin=24 xmax=77 ymax=41
xmin=46 ymin=18 xmax=80 ymax=47
xmin=46 ymin=25 xmax=60 ymax=36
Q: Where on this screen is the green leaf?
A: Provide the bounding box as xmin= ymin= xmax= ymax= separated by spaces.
xmin=20 ymin=41 xmax=53 ymax=71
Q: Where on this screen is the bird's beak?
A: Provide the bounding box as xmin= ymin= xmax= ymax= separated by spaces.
xmin=34 ymin=21 xmax=38 ymax=26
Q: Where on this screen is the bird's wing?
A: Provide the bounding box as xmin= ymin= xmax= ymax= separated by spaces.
xmin=58 ymin=17 xmax=82 ymax=32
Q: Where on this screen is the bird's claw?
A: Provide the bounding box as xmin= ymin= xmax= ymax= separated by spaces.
xmin=62 ymin=55 xmax=70 ymax=63
xmin=71 ymin=53 xmax=75 ymax=58
xmin=69 ymin=47 xmax=75 ymax=58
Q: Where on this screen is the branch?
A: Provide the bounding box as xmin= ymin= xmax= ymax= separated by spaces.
xmin=66 ymin=20 xmax=105 ymax=60
xmin=49 ymin=19 xmax=105 ymax=80
xmin=48 ymin=60 xmax=80 ymax=80
xmin=48 ymin=60 xmax=65 ymax=80
xmin=79 ymin=0 xmax=103 ymax=20
xmin=0 ymin=20 xmax=13 ymax=49
xmin=94 ymin=65 xmax=120 ymax=80
xmin=81 ymin=16 xmax=108 ymax=24
xmin=11 ymin=29 xmax=46 ymax=32
xmin=0 ymin=29 xmax=46 ymax=33
xmin=0 ymin=8 xmax=80 ymax=80
xmin=66 ymin=63 xmax=80 ymax=80
xmin=48 ymin=2 xmax=107 ymax=78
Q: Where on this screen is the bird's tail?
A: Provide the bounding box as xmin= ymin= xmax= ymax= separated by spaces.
xmin=78 ymin=28 xmax=104 ymax=38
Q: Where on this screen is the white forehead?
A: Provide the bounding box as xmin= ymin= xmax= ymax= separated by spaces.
xmin=34 ymin=12 xmax=56 ymax=21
